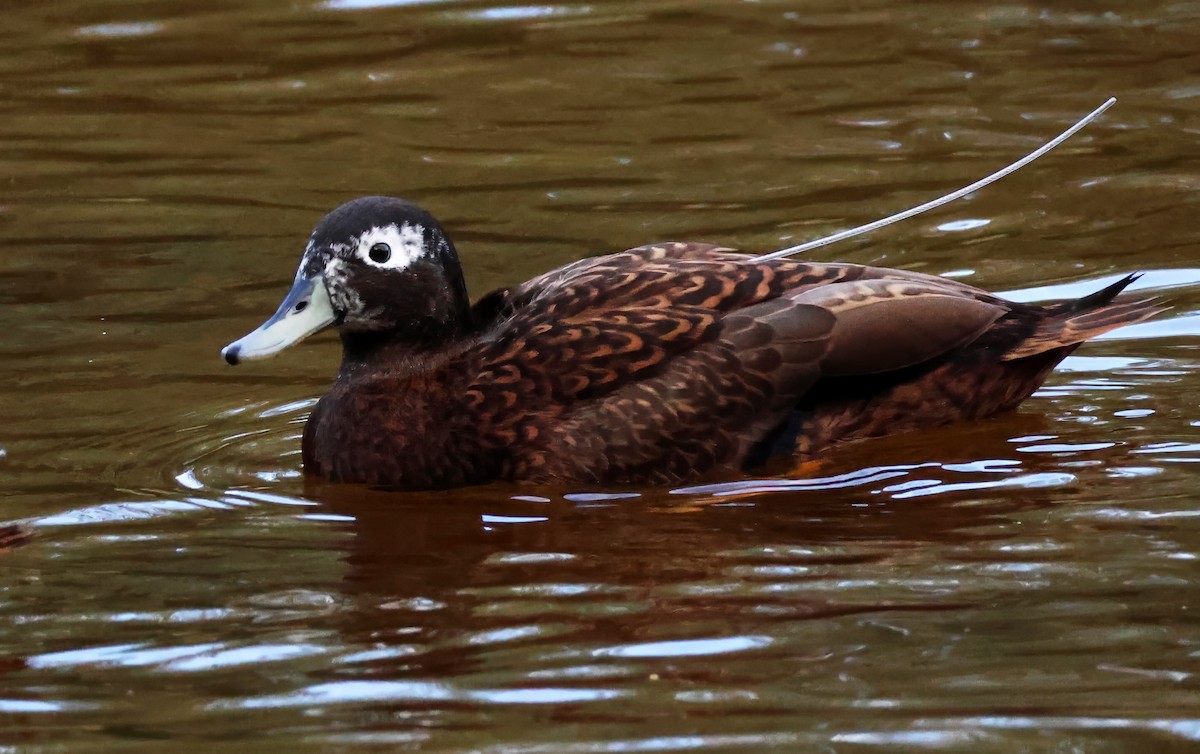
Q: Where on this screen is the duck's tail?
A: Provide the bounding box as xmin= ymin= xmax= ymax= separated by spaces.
xmin=1001 ymin=273 xmax=1168 ymax=361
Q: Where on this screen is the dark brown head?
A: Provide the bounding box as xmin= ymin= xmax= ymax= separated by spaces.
xmin=222 ymin=196 xmax=470 ymax=365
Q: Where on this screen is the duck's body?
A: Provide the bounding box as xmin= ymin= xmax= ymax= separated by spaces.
xmin=224 ymin=197 xmax=1161 ymax=490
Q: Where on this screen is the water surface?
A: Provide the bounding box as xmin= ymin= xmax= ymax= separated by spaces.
xmin=2 ymin=0 xmax=1199 ymax=750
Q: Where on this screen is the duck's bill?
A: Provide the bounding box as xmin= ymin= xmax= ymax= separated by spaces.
xmin=222 ymin=275 xmax=338 ymax=365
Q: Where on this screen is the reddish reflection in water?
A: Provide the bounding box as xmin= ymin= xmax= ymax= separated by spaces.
xmin=1 ymin=0 xmax=1198 ymax=750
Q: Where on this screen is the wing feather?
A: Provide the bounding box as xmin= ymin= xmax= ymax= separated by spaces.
xmin=461 ymin=245 xmax=1015 ymax=481
xmin=787 ymin=280 xmax=1007 ymax=375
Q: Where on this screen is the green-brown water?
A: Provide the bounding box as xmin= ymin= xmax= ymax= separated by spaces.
xmin=3 ymin=1 xmax=1199 ymax=750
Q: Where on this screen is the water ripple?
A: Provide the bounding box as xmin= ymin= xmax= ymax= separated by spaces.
xmin=597 ymin=636 xmax=773 ymax=659
xmin=217 ymin=680 xmax=628 ymax=709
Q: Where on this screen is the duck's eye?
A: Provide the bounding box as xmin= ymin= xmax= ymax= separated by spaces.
xmin=368 ymin=242 xmax=391 ymax=264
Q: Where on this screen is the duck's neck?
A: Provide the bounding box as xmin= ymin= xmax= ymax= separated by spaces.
xmin=337 ymin=314 xmax=472 ymax=378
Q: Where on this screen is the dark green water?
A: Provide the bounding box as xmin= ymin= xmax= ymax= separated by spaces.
xmin=2 ymin=1 xmax=1199 ymax=750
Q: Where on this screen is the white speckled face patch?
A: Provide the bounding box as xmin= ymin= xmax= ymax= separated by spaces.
xmin=322 ymin=256 xmax=363 ymax=316
xmin=354 ymin=223 xmax=427 ymax=270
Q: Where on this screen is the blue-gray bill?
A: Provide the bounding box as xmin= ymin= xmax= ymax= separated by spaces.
xmin=221 ymin=274 xmax=336 ymax=365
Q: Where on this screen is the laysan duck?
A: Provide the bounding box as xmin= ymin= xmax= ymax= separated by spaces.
xmin=222 ymin=196 xmax=1161 ymax=489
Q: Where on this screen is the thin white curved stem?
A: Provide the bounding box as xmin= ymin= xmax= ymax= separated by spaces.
xmin=751 ymin=97 xmax=1117 ymax=262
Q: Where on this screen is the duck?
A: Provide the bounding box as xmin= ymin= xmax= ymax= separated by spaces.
xmin=222 ymin=195 xmax=1162 ymax=489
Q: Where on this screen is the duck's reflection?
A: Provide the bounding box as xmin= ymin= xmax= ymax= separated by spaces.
xmin=299 ymin=412 xmax=1081 ymax=631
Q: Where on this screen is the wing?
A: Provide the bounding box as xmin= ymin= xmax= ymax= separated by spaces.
xmin=535 ymin=279 xmax=1007 ymax=482
xmin=461 ymin=244 xmax=1013 ymax=482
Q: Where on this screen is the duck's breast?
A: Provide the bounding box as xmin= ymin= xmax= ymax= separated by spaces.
xmin=301 ymin=373 xmax=497 ymax=488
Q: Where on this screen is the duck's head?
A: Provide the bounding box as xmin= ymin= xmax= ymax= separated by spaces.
xmin=222 ymin=196 xmax=470 ymax=365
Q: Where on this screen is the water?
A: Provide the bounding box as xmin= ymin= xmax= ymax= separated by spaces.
xmin=2 ymin=0 xmax=1199 ymax=750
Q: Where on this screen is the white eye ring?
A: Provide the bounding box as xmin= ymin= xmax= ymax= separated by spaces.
xmin=356 ymin=223 xmax=427 ymax=270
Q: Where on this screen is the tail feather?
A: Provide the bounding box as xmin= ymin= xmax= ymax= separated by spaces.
xmin=1071 ymin=272 xmax=1142 ymax=310
xmin=1002 ymin=273 xmax=1167 ymax=361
